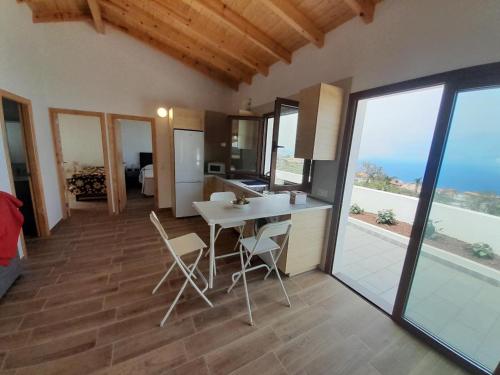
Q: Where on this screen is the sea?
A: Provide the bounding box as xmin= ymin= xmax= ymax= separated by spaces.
xmin=359 ymin=159 xmax=500 ymax=194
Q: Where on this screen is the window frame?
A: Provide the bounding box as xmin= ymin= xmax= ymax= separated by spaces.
xmin=269 ymin=97 xmax=312 ymax=192
xmin=226 ymin=115 xmax=264 ymax=177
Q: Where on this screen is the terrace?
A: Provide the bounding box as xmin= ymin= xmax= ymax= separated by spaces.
xmin=335 ymin=186 xmax=500 ymax=371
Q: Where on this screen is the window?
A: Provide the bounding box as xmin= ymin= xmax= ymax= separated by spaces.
xmin=269 ymin=98 xmax=312 ymax=191
xmin=262 ymin=113 xmax=274 ymax=177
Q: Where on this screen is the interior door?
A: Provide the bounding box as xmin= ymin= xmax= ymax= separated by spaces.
xmin=269 ymin=98 xmax=311 ymax=191
xmin=113 ymin=119 xmax=127 ymax=212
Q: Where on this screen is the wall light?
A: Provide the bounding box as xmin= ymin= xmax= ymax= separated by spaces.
xmin=157 ymin=107 xmax=168 ymax=118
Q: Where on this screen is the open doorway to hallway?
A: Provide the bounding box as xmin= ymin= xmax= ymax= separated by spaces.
xmin=0 ymin=90 xmax=49 ymax=247
xmin=109 ymin=114 xmax=157 ymax=213
xmin=50 ymin=109 xmax=112 ymax=217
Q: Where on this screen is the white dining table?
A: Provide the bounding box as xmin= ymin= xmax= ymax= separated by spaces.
xmin=193 ymin=194 xmax=331 ymax=288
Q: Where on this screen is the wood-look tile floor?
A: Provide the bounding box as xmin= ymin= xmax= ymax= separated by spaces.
xmin=0 ymin=198 xmax=471 ymax=375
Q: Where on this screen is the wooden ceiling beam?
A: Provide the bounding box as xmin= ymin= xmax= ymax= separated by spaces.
xmin=102 ymin=0 xmax=251 ymax=85
xmin=32 ymin=12 xmax=89 ymax=23
xmin=100 ymin=2 xmax=240 ymax=89
xmin=153 ymin=0 xmax=269 ymax=76
xmin=87 ymin=0 xmax=105 ymax=34
xmin=344 ymin=0 xmax=375 ymax=24
xmin=261 ymin=0 xmax=324 ymax=47
xmin=185 ymin=0 xmax=292 ymax=64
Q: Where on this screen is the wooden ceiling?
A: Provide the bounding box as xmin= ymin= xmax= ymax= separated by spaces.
xmin=19 ymin=0 xmax=380 ymax=90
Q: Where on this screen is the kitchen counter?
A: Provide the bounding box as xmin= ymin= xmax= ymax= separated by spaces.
xmin=194 ymin=193 xmax=331 ymax=225
xmin=205 ymin=174 xmax=267 ymax=197
xmin=203 ymin=174 xmax=333 ymax=276
xmin=204 ymin=174 xmax=332 ymax=210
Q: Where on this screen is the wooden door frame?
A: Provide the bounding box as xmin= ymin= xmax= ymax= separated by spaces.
xmin=49 ymin=108 xmax=113 ymax=218
xmin=0 ymin=89 xmax=50 ymax=252
xmin=108 ymin=113 xmax=158 ymax=213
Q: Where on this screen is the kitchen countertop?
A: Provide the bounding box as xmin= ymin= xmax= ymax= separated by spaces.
xmin=194 ymin=193 xmax=331 ymax=225
xmin=204 ymin=174 xmax=332 ymax=211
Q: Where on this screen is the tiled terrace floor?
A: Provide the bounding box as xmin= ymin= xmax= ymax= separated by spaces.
xmin=337 ymin=221 xmax=500 ymax=371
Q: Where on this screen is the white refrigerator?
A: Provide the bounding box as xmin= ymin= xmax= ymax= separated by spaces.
xmin=174 ymin=129 xmax=204 ymax=217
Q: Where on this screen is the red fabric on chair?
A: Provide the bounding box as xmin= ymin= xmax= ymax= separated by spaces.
xmin=0 ymin=191 xmax=24 ymax=266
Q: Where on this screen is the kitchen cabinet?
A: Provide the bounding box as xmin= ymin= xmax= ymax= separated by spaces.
xmin=203 ymin=175 xmax=224 ymax=200
xmin=278 ymin=208 xmax=331 ymax=276
xmin=295 ymin=83 xmax=343 ymax=160
xmin=169 ymin=107 xmax=204 ymax=131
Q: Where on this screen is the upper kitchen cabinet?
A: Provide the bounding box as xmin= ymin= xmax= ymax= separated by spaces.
xmin=295 ymin=83 xmax=343 ymax=160
xmin=168 ymin=107 xmax=205 ymax=131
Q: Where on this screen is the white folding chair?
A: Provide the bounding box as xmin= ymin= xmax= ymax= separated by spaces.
xmin=227 ymin=220 xmax=292 ymax=326
xmin=206 ymin=192 xmax=246 ymax=276
xmin=150 ymin=211 xmax=213 ymax=327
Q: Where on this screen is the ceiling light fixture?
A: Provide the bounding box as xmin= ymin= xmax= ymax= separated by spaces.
xmin=157 ymin=107 xmax=168 ymax=118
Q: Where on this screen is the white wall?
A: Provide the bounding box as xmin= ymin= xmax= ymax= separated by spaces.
xmin=232 ymin=0 xmax=500 ymax=109
xmin=119 ymin=120 xmax=152 ymax=169
xmin=0 ymin=1 xmax=233 ymax=229
xmin=351 ymin=186 xmax=500 ymax=254
xmin=59 ymin=114 xmax=104 ymax=167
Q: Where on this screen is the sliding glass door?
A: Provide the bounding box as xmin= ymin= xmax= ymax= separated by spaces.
xmin=403 ymin=86 xmax=500 ymax=373
xmin=332 ymin=86 xmax=444 ymax=313
xmin=330 ymin=63 xmax=500 ymax=374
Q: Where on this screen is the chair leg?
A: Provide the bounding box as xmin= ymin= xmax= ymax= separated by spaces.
xmin=227 ymin=243 xmax=251 ymax=293
xmin=270 ymin=252 xmax=291 ymax=307
xmin=195 ymin=265 xmax=209 ymax=293
xmin=160 ymin=250 xmax=212 ymax=327
xmin=180 ymin=259 xmax=198 ymax=280
xmin=160 ymin=274 xmax=189 ymax=327
xmin=238 ymin=246 xmax=253 ymax=326
xmin=152 ymin=261 xmax=176 ymax=295
xmin=182 ymin=250 xmax=213 ymax=308
xmin=264 ymin=266 xmax=272 ymax=280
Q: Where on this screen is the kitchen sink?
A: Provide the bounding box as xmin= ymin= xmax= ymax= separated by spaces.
xmin=241 ymin=180 xmax=267 ymax=186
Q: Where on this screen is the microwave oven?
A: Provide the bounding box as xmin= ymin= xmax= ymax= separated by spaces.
xmin=207 ymin=162 xmax=226 ymax=175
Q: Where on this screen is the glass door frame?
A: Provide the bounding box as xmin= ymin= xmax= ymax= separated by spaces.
xmin=326 ymin=61 xmax=500 ymax=375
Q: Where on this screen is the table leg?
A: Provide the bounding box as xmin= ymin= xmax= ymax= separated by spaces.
xmin=209 ymin=224 xmax=215 ymax=289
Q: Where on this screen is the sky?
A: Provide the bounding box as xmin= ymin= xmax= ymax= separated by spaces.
xmin=355 ymin=85 xmax=500 ymax=192
xmin=357 ymin=85 xmax=443 ymax=163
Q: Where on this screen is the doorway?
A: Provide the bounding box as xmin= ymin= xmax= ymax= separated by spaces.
xmin=50 ymin=108 xmax=112 ymax=217
xmin=0 ymin=90 xmax=50 ymax=248
xmin=108 ymin=114 xmax=158 ymax=213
